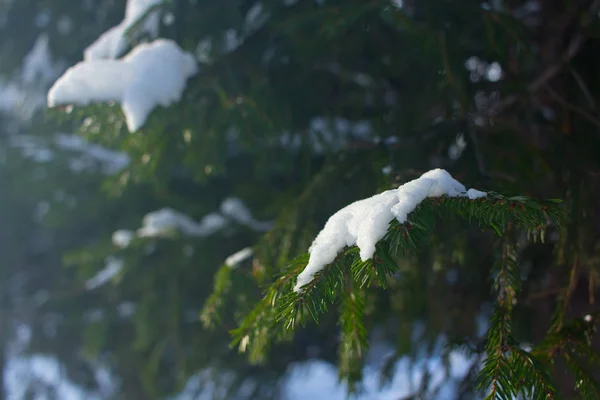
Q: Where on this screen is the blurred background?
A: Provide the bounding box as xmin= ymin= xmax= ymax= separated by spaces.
xmin=1 ymin=0 xmax=600 ymax=399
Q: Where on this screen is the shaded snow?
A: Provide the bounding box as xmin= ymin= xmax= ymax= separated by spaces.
xmin=295 ymin=169 xmax=486 ymax=291
xmin=225 ymin=247 xmax=253 ymax=268
xmin=48 ymin=39 xmax=198 ymax=132
xmin=137 ymin=208 xmax=228 ymax=238
xmin=1 ymin=33 xmax=64 ymax=120
xmin=115 ymin=198 xmax=272 ymax=246
xmin=85 ymin=257 xmax=124 ymax=290
xmin=448 ymin=133 xmax=467 ymax=161
xmin=84 ymin=0 xmax=163 ymax=60
xmin=285 ymin=347 xmax=474 ymax=399
xmin=8 ymin=133 xmax=129 ymax=174
xmin=54 ymin=133 xmax=130 ymax=174
xmin=112 ymin=230 xmax=135 ymax=248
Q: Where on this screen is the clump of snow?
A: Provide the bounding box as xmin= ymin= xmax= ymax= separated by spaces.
xmin=85 ymin=257 xmax=124 ymax=290
xmin=84 ymin=0 xmax=163 ymax=60
xmin=244 ymin=3 xmax=269 ymax=34
xmin=225 ymin=247 xmax=253 ymax=268
xmin=294 ymin=169 xmax=487 ymax=291
xmin=224 ymin=29 xmax=242 ymax=53
xmin=448 ymin=134 xmax=467 ymax=161
xmin=137 ymin=208 xmax=228 ymax=238
xmin=48 ymin=39 xmax=198 ymax=132
xmin=466 ymin=188 xmax=487 ymax=199
xmin=112 ymin=230 xmax=135 ymax=248
xmin=114 ymin=197 xmax=272 ymax=246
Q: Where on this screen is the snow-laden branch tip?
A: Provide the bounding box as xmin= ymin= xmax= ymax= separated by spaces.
xmin=84 ymin=0 xmax=163 ymax=61
xmin=294 ymin=169 xmax=486 ymax=292
xmin=47 ymin=39 xmax=197 ymax=132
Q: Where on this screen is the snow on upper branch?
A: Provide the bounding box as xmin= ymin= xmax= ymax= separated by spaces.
xmin=48 ymin=39 xmax=198 ymax=132
xmin=294 ymin=169 xmax=487 ymax=292
xmin=84 ymin=0 xmax=163 ymax=61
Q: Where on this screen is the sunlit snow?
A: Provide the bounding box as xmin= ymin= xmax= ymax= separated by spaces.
xmin=295 ymin=169 xmax=487 ymax=291
xmin=48 ymin=39 xmax=198 ymax=132
xmin=84 ymin=0 xmax=163 ymax=60
xmin=225 ymin=247 xmax=253 ymax=268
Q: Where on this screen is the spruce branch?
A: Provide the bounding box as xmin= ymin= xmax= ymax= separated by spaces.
xmin=478 ymin=307 xmax=516 ymax=399
xmin=226 ymin=186 xmax=565 ymax=387
xmin=563 ymin=351 xmax=600 ymax=398
xmin=338 ymin=281 xmax=368 ymax=389
xmin=200 ymin=264 xmax=233 ymax=329
xmin=510 ymin=349 xmax=555 ymax=400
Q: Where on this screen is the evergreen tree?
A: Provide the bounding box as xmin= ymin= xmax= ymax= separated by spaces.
xmin=3 ymin=0 xmax=600 ymax=398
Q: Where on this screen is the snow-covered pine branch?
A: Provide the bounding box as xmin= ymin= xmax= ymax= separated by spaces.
xmin=295 ymin=169 xmax=486 ymax=291
xmin=229 ymin=168 xmax=564 ymax=384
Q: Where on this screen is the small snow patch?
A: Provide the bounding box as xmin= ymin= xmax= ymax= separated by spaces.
xmin=85 ymin=257 xmax=124 ymax=290
xmin=129 ymin=197 xmax=272 ymax=242
xmin=112 ymin=230 xmax=135 ymax=248
xmin=137 ymin=208 xmax=227 ymax=238
xmin=225 ymin=247 xmax=253 ymax=268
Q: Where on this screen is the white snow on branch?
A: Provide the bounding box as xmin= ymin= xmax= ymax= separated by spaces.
xmin=48 ymin=39 xmax=198 ymax=132
xmin=84 ymin=0 xmax=163 ymax=60
xmin=225 ymin=247 xmax=253 ymax=268
xmin=114 ymin=198 xmax=272 ymax=246
xmin=85 ymin=257 xmax=124 ymax=290
xmin=137 ymin=208 xmax=228 ymax=238
xmin=294 ymin=169 xmax=487 ymax=292
xmin=112 ymin=230 xmax=135 ymax=248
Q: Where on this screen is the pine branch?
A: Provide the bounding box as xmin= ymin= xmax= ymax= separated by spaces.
xmin=510 ymin=349 xmax=555 ymax=400
xmin=338 ymin=283 xmax=368 ymax=390
xmin=228 ymin=187 xmax=566 ymax=392
xmin=563 ymin=351 xmax=600 ymax=398
xmin=478 ymin=308 xmax=515 ymax=400
xmin=200 ymin=264 xmax=233 ymax=329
